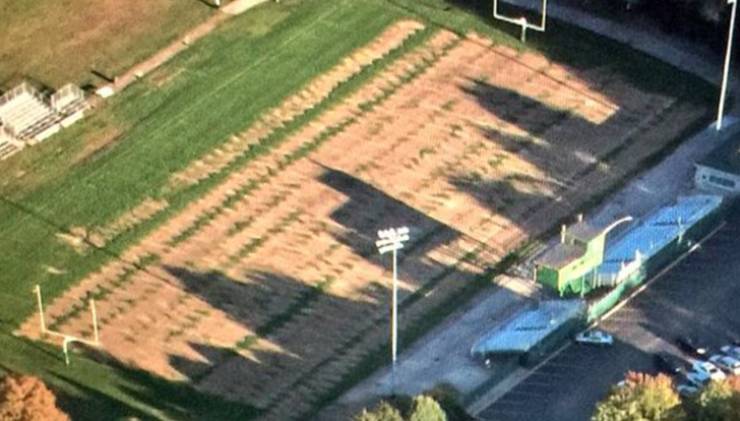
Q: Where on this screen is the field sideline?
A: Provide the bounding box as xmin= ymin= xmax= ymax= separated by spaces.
xmin=0 ymin=0 xmax=717 ymax=419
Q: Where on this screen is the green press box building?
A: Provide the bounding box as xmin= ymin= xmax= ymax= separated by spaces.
xmin=534 ymin=195 xmax=725 ymax=319
xmin=534 ymin=215 xmax=629 ymax=297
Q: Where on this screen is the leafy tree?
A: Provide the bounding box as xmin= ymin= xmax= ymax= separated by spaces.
xmin=408 ymin=395 xmax=447 ymax=421
xmin=354 ymin=401 xmax=404 ymax=421
xmin=729 ymin=376 xmax=740 ymax=417
xmin=592 ymin=372 xmax=685 ymax=421
xmin=0 ymin=374 xmax=69 ymax=421
xmin=423 ymin=383 xmax=471 ymax=421
xmin=686 ymin=375 xmax=740 ymax=421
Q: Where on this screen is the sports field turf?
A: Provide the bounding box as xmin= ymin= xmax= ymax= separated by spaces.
xmin=0 ymin=0 xmax=716 ymax=419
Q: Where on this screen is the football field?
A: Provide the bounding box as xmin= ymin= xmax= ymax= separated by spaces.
xmin=0 ymin=0 xmax=716 ymax=419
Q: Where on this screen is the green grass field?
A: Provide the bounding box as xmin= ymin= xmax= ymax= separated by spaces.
xmin=0 ymin=0 xmax=717 ymax=419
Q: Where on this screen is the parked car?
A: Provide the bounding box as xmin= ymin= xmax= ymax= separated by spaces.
xmin=685 ymin=370 xmax=711 ymax=388
xmin=677 ymin=384 xmax=700 ymax=398
xmin=575 ymin=330 xmax=613 ymax=346
xmin=677 ymin=336 xmax=709 ymax=357
xmin=691 ymin=360 xmax=726 ymax=381
xmin=721 ymin=345 xmax=740 ymax=360
xmin=709 ymin=354 xmax=740 ymax=375
xmin=654 ymin=353 xmax=684 ymax=375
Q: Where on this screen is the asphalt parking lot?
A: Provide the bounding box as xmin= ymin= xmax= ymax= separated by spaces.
xmin=478 ymin=209 xmax=740 ymax=421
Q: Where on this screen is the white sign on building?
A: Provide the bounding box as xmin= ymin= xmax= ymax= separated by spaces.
xmin=695 ymin=135 xmax=740 ymax=194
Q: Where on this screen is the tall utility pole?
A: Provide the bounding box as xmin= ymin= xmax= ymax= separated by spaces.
xmin=718 ymin=0 xmax=738 ymax=131
xmin=376 ymin=226 xmax=410 ymax=396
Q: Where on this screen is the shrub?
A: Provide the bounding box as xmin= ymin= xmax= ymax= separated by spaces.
xmin=354 ymin=401 xmax=404 ymax=421
xmin=408 ymin=395 xmax=447 ymax=421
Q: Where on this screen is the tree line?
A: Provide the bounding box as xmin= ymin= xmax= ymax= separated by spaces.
xmin=593 ymin=371 xmax=740 ymax=421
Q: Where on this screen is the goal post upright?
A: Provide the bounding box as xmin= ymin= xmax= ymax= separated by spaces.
xmin=33 ymin=284 xmax=102 ymax=365
xmin=34 ymin=284 xmax=47 ymax=334
xmin=493 ymin=0 xmax=548 ymax=42
xmin=90 ymin=299 xmax=100 ymax=345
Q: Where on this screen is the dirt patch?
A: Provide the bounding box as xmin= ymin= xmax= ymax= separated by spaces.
xmin=0 ymin=0 xmax=213 ymax=87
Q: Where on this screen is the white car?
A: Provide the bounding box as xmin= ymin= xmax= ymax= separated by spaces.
xmin=575 ymin=330 xmax=613 ymax=346
xmin=709 ymin=354 xmax=740 ymax=375
xmin=685 ymin=370 xmax=710 ymax=388
xmin=691 ymin=360 xmax=726 ymax=381
xmin=721 ymin=345 xmax=740 ymax=360
xmin=677 ymin=384 xmax=700 ymax=398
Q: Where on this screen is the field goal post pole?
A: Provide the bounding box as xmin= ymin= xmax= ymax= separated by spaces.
xmin=33 ymin=284 xmax=102 ymax=365
xmin=493 ymin=0 xmax=548 ymax=42
xmin=34 ymin=284 xmax=47 ymax=334
xmin=90 ymin=299 xmax=100 ymax=344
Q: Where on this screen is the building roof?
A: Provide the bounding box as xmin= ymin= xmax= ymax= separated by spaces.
xmin=535 ymin=242 xmax=585 ymax=270
xmin=598 ymin=194 xmax=723 ymax=278
xmin=698 ymin=134 xmax=740 ymax=176
xmin=470 ymin=300 xmax=585 ymax=356
xmin=567 ymin=220 xmax=602 ymax=242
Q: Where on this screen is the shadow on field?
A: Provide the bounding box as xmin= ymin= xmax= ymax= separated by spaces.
xmin=47 ymin=357 xmax=258 ymax=421
xmin=461 ymin=78 xmax=579 ymax=137
xmin=161 ymin=247 xmax=511 ymax=410
xmin=461 ymin=78 xmax=616 ymax=156
xmin=317 ymin=164 xmax=498 ymax=271
xmin=448 ymin=171 xmax=557 ymax=234
xmin=52 ymin=372 xmax=151 ymax=421
xmin=448 ymin=78 xmax=634 ymax=236
xmin=162 ymin=266 xmax=389 ymax=402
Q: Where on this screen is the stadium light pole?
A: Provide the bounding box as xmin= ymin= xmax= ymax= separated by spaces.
xmin=718 ymin=0 xmax=738 ymax=131
xmin=376 ymin=226 xmax=410 ymax=396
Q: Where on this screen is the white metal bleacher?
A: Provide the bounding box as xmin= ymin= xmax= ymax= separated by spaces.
xmin=0 ymin=84 xmax=56 ymax=138
xmin=0 ymin=124 xmax=23 ymax=160
xmin=0 ymin=81 xmax=89 ymax=156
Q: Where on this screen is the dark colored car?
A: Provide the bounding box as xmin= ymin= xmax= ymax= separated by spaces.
xmin=677 ymin=336 xmax=709 ymax=357
xmin=654 ymin=352 xmax=684 ymax=375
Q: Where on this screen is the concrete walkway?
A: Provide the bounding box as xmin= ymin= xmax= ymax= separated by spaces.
xmin=589 ymin=117 xmax=740 ymax=230
xmin=97 ymin=0 xmax=270 ymax=97
xmin=319 ymin=276 xmax=540 ymax=419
